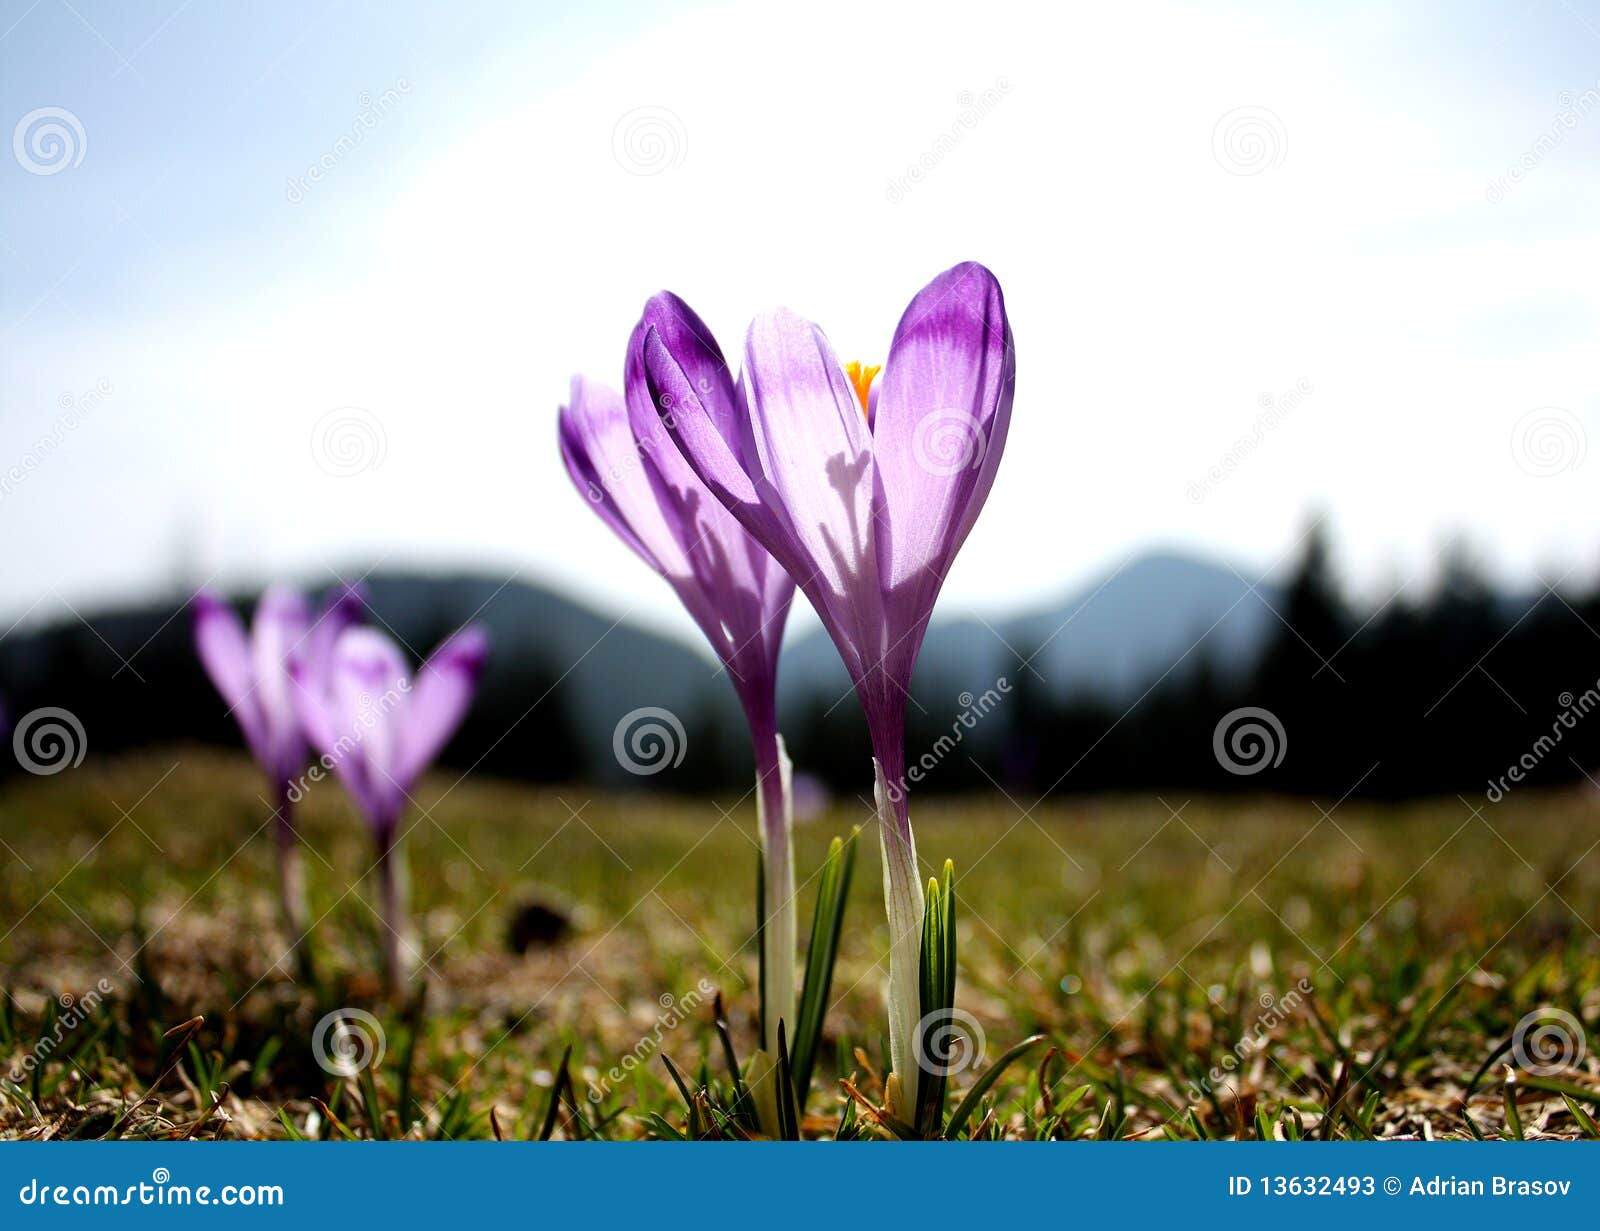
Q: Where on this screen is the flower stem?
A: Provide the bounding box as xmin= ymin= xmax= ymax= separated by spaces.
xmin=873 ymin=756 xmax=924 ymax=1122
xmin=754 ymin=730 xmax=797 ymax=1053
xmin=374 ymin=827 xmax=412 ymax=998
xmin=271 ymin=791 xmax=314 ymax=982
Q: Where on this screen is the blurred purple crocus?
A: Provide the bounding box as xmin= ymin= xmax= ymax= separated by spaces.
xmin=645 ymin=262 xmax=1013 ymax=1117
xmin=559 ymin=295 xmax=799 ymax=1051
xmin=291 ymin=624 xmax=489 ymax=995
xmin=194 ymin=583 xmax=365 ymax=975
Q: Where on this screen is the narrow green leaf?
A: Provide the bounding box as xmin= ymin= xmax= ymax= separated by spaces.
xmin=945 ymin=1033 xmax=1046 ymax=1139
xmin=791 ymin=828 xmax=858 ymax=1102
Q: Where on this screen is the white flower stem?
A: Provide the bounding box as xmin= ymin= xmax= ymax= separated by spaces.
xmin=755 ymin=733 xmax=797 ymax=1053
xmin=874 ymin=757 xmax=924 ymax=1120
xmin=374 ymin=829 xmax=413 ymax=999
xmin=272 ymin=792 xmax=313 ymax=981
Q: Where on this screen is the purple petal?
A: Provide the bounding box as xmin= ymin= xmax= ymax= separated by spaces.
xmin=626 ymin=300 xmax=794 ymax=704
xmin=558 ymin=377 xmax=670 ymax=573
xmin=250 ymin=586 xmax=314 ymax=783
xmin=739 ymin=308 xmax=888 ymax=680
xmin=193 ymin=589 xmax=269 ymax=765
xmin=393 ymin=625 xmax=488 ymax=790
xmin=297 ymin=581 xmax=368 ymax=686
xmin=299 ymin=627 xmax=412 ymax=831
xmin=872 ymin=262 xmax=1014 ymax=659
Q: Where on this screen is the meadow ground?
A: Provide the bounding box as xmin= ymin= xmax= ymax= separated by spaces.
xmin=1 ymin=750 xmax=1598 ymax=1141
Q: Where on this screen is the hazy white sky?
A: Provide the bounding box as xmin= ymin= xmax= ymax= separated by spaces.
xmin=3 ymin=0 xmax=1598 ymax=648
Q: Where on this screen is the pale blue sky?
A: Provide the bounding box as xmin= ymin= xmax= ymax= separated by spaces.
xmin=3 ymin=0 xmax=1599 ymax=646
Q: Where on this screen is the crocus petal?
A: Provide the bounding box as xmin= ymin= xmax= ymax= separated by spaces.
xmin=320 ymin=628 xmax=412 ymax=831
xmin=558 ymin=379 xmax=666 ymax=573
xmin=740 ymin=308 xmax=888 ymax=681
xmin=393 ymin=625 xmax=489 ymax=791
xmin=871 ymin=263 xmax=1014 ymax=651
xmin=626 ymin=300 xmax=794 ymax=705
xmin=250 ymin=586 xmax=314 ymax=782
xmin=193 ymin=590 xmax=268 ymax=764
xmin=297 ymin=581 xmax=368 ymax=687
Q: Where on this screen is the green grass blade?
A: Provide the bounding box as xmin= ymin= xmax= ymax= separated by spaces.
xmin=791 ymin=828 xmax=858 ymax=1103
xmin=945 ymin=1033 xmax=1047 ymax=1139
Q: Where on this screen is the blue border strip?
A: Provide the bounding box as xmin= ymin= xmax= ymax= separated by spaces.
xmin=0 ymin=1142 xmax=1591 ymax=1226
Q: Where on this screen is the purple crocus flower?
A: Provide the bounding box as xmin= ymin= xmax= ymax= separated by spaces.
xmin=559 ymin=295 xmax=798 ymax=1052
xmin=644 ymin=262 xmax=1013 ymax=1117
xmin=291 ymin=623 xmax=489 ymax=995
xmin=193 ymin=583 xmax=365 ymax=974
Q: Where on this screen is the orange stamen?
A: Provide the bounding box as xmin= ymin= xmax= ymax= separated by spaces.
xmin=844 ymin=361 xmax=881 ymax=419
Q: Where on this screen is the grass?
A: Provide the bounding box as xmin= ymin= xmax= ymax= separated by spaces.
xmin=1 ymin=748 xmax=1598 ymax=1140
